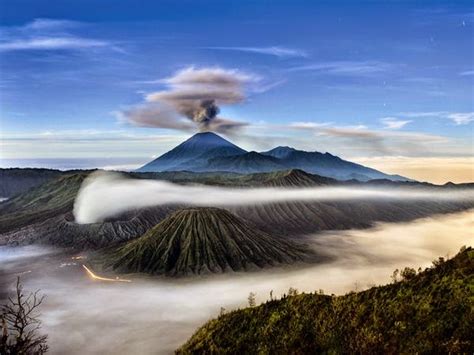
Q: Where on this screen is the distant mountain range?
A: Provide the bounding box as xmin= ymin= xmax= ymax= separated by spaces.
xmin=137 ymin=132 xmax=409 ymax=181
xmin=3 ymin=168 xmax=472 ymax=250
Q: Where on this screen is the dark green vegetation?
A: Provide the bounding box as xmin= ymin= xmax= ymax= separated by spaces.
xmin=0 ymin=168 xmax=473 ymax=249
xmin=131 ymin=169 xmax=336 ymax=187
xmin=0 ymin=168 xmax=64 ymax=198
xmin=0 ymin=173 xmax=87 ymax=234
xmin=178 ymin=247 xmax=474 ymax=354
xmin=105 ymin=207 xmax=313 ymax=276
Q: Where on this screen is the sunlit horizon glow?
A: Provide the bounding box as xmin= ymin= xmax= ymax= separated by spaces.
xmin=1 ymin=153 xmax=473 ymax=184
xmin=353 ymin=156 xmax=474 ymax=184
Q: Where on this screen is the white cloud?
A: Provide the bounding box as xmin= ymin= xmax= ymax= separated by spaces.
xmin=380 ymin=117 xmax=412 ymax=129
xmin=289 ymin=61 xmax=394 ymax=75
xmin=74 ymin=171 xmax=474 ymax=223
xmin=267 ymin=122 xmax=454 ymax=157
xmin=459 ymin=70 xmax=474 ymax=76
xmin=23 ymin=18 xmax=80 ymax=31
xmin=289 ymin=121 xmax=332 ymax=129
xmin=0 ymin=18 xmax=113 ymax=52
xmin=400 ymin=111 xmax=447 ymax=118
xmin=206 ymin=46 xmax=307 ymax=58
xmin=400 ymin=111 xmax=474 ymax=125
xmin=447 ymin=113 xmax=474 ymax=125
xmin=0 ymin=37 xmax=109 ymax=51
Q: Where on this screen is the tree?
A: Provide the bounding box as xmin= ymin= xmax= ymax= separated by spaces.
xmin=0 ymin=277 xmax=48 ymax=354
xmin=391 ymin=269 xmax=399 ymax=283
xmin=288 ymin=287 xmax=299 ymax=297
xmin=248 ymin=292 xmax=256 ymax=307
xmin=400 ymin=267 xmax=417 ymax=281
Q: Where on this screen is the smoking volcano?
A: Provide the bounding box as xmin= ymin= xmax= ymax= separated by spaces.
xmin=124 ymin=67 xmax=252 ymax=134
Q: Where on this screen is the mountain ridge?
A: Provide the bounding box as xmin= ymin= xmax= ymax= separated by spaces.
xmin=178 ymin=247 xmax=474 ymax=353
xmin=1 ymin=169 xmax=472 ymax=249
xmin=136 ymin=132 xmax=410 ymax=181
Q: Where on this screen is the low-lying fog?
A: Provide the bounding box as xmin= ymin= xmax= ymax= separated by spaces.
xmin=1 ymin=210 xmax=473 ymax=354
xmin=74 ymin=171 xmax=474 ymax=223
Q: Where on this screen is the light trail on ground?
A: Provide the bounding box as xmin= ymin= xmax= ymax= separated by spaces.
xmin=82 ymin=265 xmax=132 ymax=283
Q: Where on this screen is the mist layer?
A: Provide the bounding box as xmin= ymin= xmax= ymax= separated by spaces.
xmin=73 ymin=171 xmax=474 ymax=223
xmin=1 ymin=210 xmax=472 ymax=354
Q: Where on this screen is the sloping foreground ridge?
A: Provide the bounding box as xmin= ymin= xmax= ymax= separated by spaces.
xmin=178 ymin=247 xmax=474 ymax=354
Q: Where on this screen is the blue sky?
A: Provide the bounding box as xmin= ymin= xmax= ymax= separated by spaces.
xmin=0 ymin=0 xmax=473 ymax=181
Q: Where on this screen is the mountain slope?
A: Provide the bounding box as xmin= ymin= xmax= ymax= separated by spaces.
xmin=261 ymin=146 xmax=297 ymax=159
xmin=1 ymin=170 xmax=472 ymax=249
xmin=204 ymin=151 xmax=286 ymax=173
xmin=137 ymin=132 xmax=246 ymax=172
xmin=241 ymin=169 xmax=337 ymax=187
xmin=0 ymin=172 xmax=87 ymax=234
xmin=0 ymin=168 xmax=65 ymax=198
xmin=104 ymin=207 xmax=313 ymax=276
xmin=178 ymin=247 xmax=474 ymax=354
xmin=137 ymin=132 xmax=410 ymax=181
xmin=262 ymin=147 xmax=407 ymax=181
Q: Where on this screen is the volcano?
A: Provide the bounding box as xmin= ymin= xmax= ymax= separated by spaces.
xmin=137 ymin=132 xmax=410 ymax=181
xmin=137 ymin=132 xmax=246 ymax=172
xmin=105 ymin=207 xmax=312 ymax=276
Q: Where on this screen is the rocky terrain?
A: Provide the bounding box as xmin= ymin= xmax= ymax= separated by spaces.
xmin=103 ymin=207 xmax=313 ymax=276
xmin=1 ymin=169 xmax=473 ymax=250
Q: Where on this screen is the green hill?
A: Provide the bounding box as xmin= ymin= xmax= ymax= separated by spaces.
xmin=178 ymin=246 xmax=474 ymax=354
xmin=105 ymin=207 xmax=314 ymax=276
xmin=0 ymin=173 xmax=87 ymax=234
xmin=0 ymin=168 xmax=65 ymax=198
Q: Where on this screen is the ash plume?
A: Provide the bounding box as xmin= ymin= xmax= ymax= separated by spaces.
xmin=124 ymin=67 xmax=254 ymax=134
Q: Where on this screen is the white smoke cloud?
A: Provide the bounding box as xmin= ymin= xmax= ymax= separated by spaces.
xmin=73 ymin=171 xmax=474 ymax=224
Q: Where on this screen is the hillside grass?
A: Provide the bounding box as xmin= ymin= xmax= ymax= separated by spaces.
xmin=178 ymin=247 xmax=474 ymax=354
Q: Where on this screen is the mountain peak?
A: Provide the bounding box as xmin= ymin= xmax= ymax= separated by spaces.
xmin=261 ymin=146 xmax=297 ymax=159
xmin=136 ymin=132 xmax=246 ymax=172
xmin=106 ymin=207 xmax=311 ymax=275
xmin=184 ymin=131 xmax=235 ymax=147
